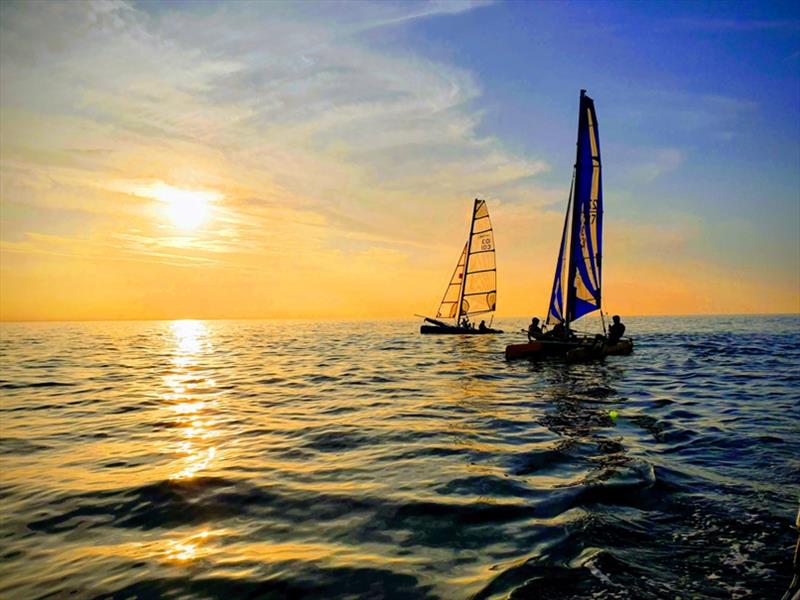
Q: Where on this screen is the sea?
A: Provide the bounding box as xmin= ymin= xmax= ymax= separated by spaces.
xmin=0 ymin=315 xmax=798 ymax=599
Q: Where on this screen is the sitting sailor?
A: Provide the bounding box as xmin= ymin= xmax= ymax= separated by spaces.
xmin=527 ymin=317 xmax=543 ymax=341
xmin=607 ymin=315 xmax=626 ymax=344
xmin=460 ymin=315 xmax=471 ymax=329
xmin=479 ymin=320 xmax=487 ymax=331
xmin=544 ymin=322 xmax=575 ymax=340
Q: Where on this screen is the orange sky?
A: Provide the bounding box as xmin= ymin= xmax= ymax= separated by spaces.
xmin=1 ymin=2 xmax=798 ymax=322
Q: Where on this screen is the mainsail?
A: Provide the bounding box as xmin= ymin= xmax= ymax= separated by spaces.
xmin=546 ymin=90 xmax=603 ymax=327
xmin=435 ymin=199 xmax=497 ymax=321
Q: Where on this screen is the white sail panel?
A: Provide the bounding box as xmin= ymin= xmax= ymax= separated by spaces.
xmin=435 ymin=243 xmax=468 ymax=319
xmin=462 ymin=200 xmax=497 ymax=316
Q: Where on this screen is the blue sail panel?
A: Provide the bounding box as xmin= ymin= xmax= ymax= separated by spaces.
xmin=567 ymin=92 xmax=603 ymax=323
xmin=546 ymin=176 xmax=573 ymax=326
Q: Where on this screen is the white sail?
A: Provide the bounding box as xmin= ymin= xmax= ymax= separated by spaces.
xmin=435 ymin=243 xmax=468 ymax=319
xmin=434 ymin=199 xmax=497 ymax=321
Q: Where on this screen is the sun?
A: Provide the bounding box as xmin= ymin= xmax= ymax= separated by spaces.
xmin=148 ymin=184 xmax=221 ymax=231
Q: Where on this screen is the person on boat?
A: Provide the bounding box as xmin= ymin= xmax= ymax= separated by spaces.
xmin=608 ymin=315 xmax=626 ymax=344
xmin=479 ymin=320 xmax=487 ymax=331
xmin=543 ymin=322 xmax=576 ymax=341
xmin=460 ymin=316 xmax=471 ymax=329
xmin=543 ymin=322 xmax=563 ymax=339
xmin=527 ymin=318 xmax=543 ymax=341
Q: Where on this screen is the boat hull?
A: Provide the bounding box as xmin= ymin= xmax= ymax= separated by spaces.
xmin=604 ymin=338 xmax=634 ymax=356
xmin=420 ymin=325 xmax=503 ymax=335
xmin=504 ymin=341 xmax=543 ymax=359
xmin=505 ymin=339 xmax=579 ymax=359
xmin=505 ymin=337 xmax=634 ymax=360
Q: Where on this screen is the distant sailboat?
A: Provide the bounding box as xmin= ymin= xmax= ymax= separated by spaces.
xmin=506 ymin=90 xmax=632 ymax=359
xmin=420 ymin=199 xmax=503 ymax=334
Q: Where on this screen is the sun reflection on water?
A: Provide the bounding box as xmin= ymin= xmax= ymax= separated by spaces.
xmin=164 ymin=320 xmax=221 ymax=481
xmin=165 ymin=530 xmax=211 ymax=562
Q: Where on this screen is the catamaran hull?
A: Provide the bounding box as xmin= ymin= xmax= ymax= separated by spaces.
xmin=567 ymin=339 xmax=633 ymax=362
xmin=505 ymin=338 xmax=633 ymax=361
xmin=504 ymin=341 xmax=543 ymax=359
xmin=604 ymin=339 xmax=634 ymax=356
xmin=420 ymin=325 xmax=504 ymax=335
xmin=505 ymin=339 xmax=579 ymax=359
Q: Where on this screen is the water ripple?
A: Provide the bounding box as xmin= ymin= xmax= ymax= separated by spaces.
xmin=0 ymin=316 xmax=798 ymax=598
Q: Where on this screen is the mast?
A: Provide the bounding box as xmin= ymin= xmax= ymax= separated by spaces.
xmin=455 ymin=198 xmax=480 ymax=323
xmin=565 ymin=90 xmax=586 ymax=331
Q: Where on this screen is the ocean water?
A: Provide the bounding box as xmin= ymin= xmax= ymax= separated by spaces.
xmin=0 ymin=315 xmax=798 ymax=599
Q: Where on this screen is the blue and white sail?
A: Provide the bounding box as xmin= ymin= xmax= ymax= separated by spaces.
xmin=546 ymin=90 xmax=603 ymax=327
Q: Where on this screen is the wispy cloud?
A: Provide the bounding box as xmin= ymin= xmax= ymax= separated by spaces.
xmin=627 ymin=148 xmax=683 ymax=184
xmin=675 ymin=18 xmax=800 ymax=32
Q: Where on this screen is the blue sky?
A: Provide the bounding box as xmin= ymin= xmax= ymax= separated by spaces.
xmin=386 ymin=0 xmax=800 ymax=289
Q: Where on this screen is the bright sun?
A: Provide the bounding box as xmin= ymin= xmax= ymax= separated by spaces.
xmin=148 ymin=184 xmax=221 ymax=231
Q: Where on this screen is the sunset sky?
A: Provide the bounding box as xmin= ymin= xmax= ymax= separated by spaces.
xmin=1 ymin=0 xmax=798 ymax=321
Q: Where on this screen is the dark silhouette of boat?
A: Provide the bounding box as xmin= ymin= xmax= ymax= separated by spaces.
xmin=419 ymin=199 xmax=503 ymax=335
xmin=506 ymin=90 xmax=632 ymax=360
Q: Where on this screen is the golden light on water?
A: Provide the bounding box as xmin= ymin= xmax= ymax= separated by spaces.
xmin=172 ymin=320 xmax=210 ymax=354
xmin=165 ymin=530 xmax=211 ymax=562
xmin=165 ymin=320 xmax=221 ymax=481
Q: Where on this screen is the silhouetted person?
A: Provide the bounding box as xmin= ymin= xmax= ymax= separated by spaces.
xmin=527 ymin=317 xmax=542 ymax=341
xmin=608 ymin=315 xmax=626 ymax=344
xmin=460 ymin=316 xmax=471 ymax=329
xmin=479 ymin=320 xmax=487 ymax=331
xmin=545 ymin=322 xmax=565 ymax=339
xmin=544 ymin=322 xmax=576 ymax=341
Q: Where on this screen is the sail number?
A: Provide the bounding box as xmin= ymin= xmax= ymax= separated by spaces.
xmin=480 ymin=237 xmax=492 ymax=251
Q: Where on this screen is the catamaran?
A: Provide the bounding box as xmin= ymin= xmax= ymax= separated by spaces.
xmin=506 ymin=90 xmax=632 ymax=360
xmin=420 ymin=198 xmax=503 ymax=334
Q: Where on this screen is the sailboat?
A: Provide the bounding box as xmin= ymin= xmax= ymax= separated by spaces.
xmin=420 ymin=198 xmax=503 ymax=334
xmin=505 ymin=90 xmax=632 ymax=360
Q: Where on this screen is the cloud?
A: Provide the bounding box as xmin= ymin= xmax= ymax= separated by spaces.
xmin=627 ymin=148 xmax=684 ymax=183
xmin=1 ymin=0 xmax=548 ymax=259
xmin=674 ymin=18 xmax=800 ymax=32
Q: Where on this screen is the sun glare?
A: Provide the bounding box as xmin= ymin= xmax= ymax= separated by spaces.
xmin=143 ymin=183 xmax=221 ymax=231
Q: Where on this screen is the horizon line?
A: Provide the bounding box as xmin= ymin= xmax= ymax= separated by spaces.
xmin=1 ymin=311 xmax=798 ymax=324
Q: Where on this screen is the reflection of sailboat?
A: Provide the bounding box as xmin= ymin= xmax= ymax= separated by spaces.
xmin=420 ymin=199 xmax=503 ymax=334
xmin=506 ymin=90 xmax=632 ymax=360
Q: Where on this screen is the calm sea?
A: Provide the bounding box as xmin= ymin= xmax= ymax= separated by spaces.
xmin=0 ymin=316 xmax=798 ymax=599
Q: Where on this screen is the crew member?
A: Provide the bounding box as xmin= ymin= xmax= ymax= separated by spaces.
xmin=608 ymin=315 xmax=626 ymax=344
xmin=527 ymin=318 xmax=543 ymax=341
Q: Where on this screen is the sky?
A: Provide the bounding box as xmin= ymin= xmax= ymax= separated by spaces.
xmin=1 ymin=0 xmax=798 ymax=321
